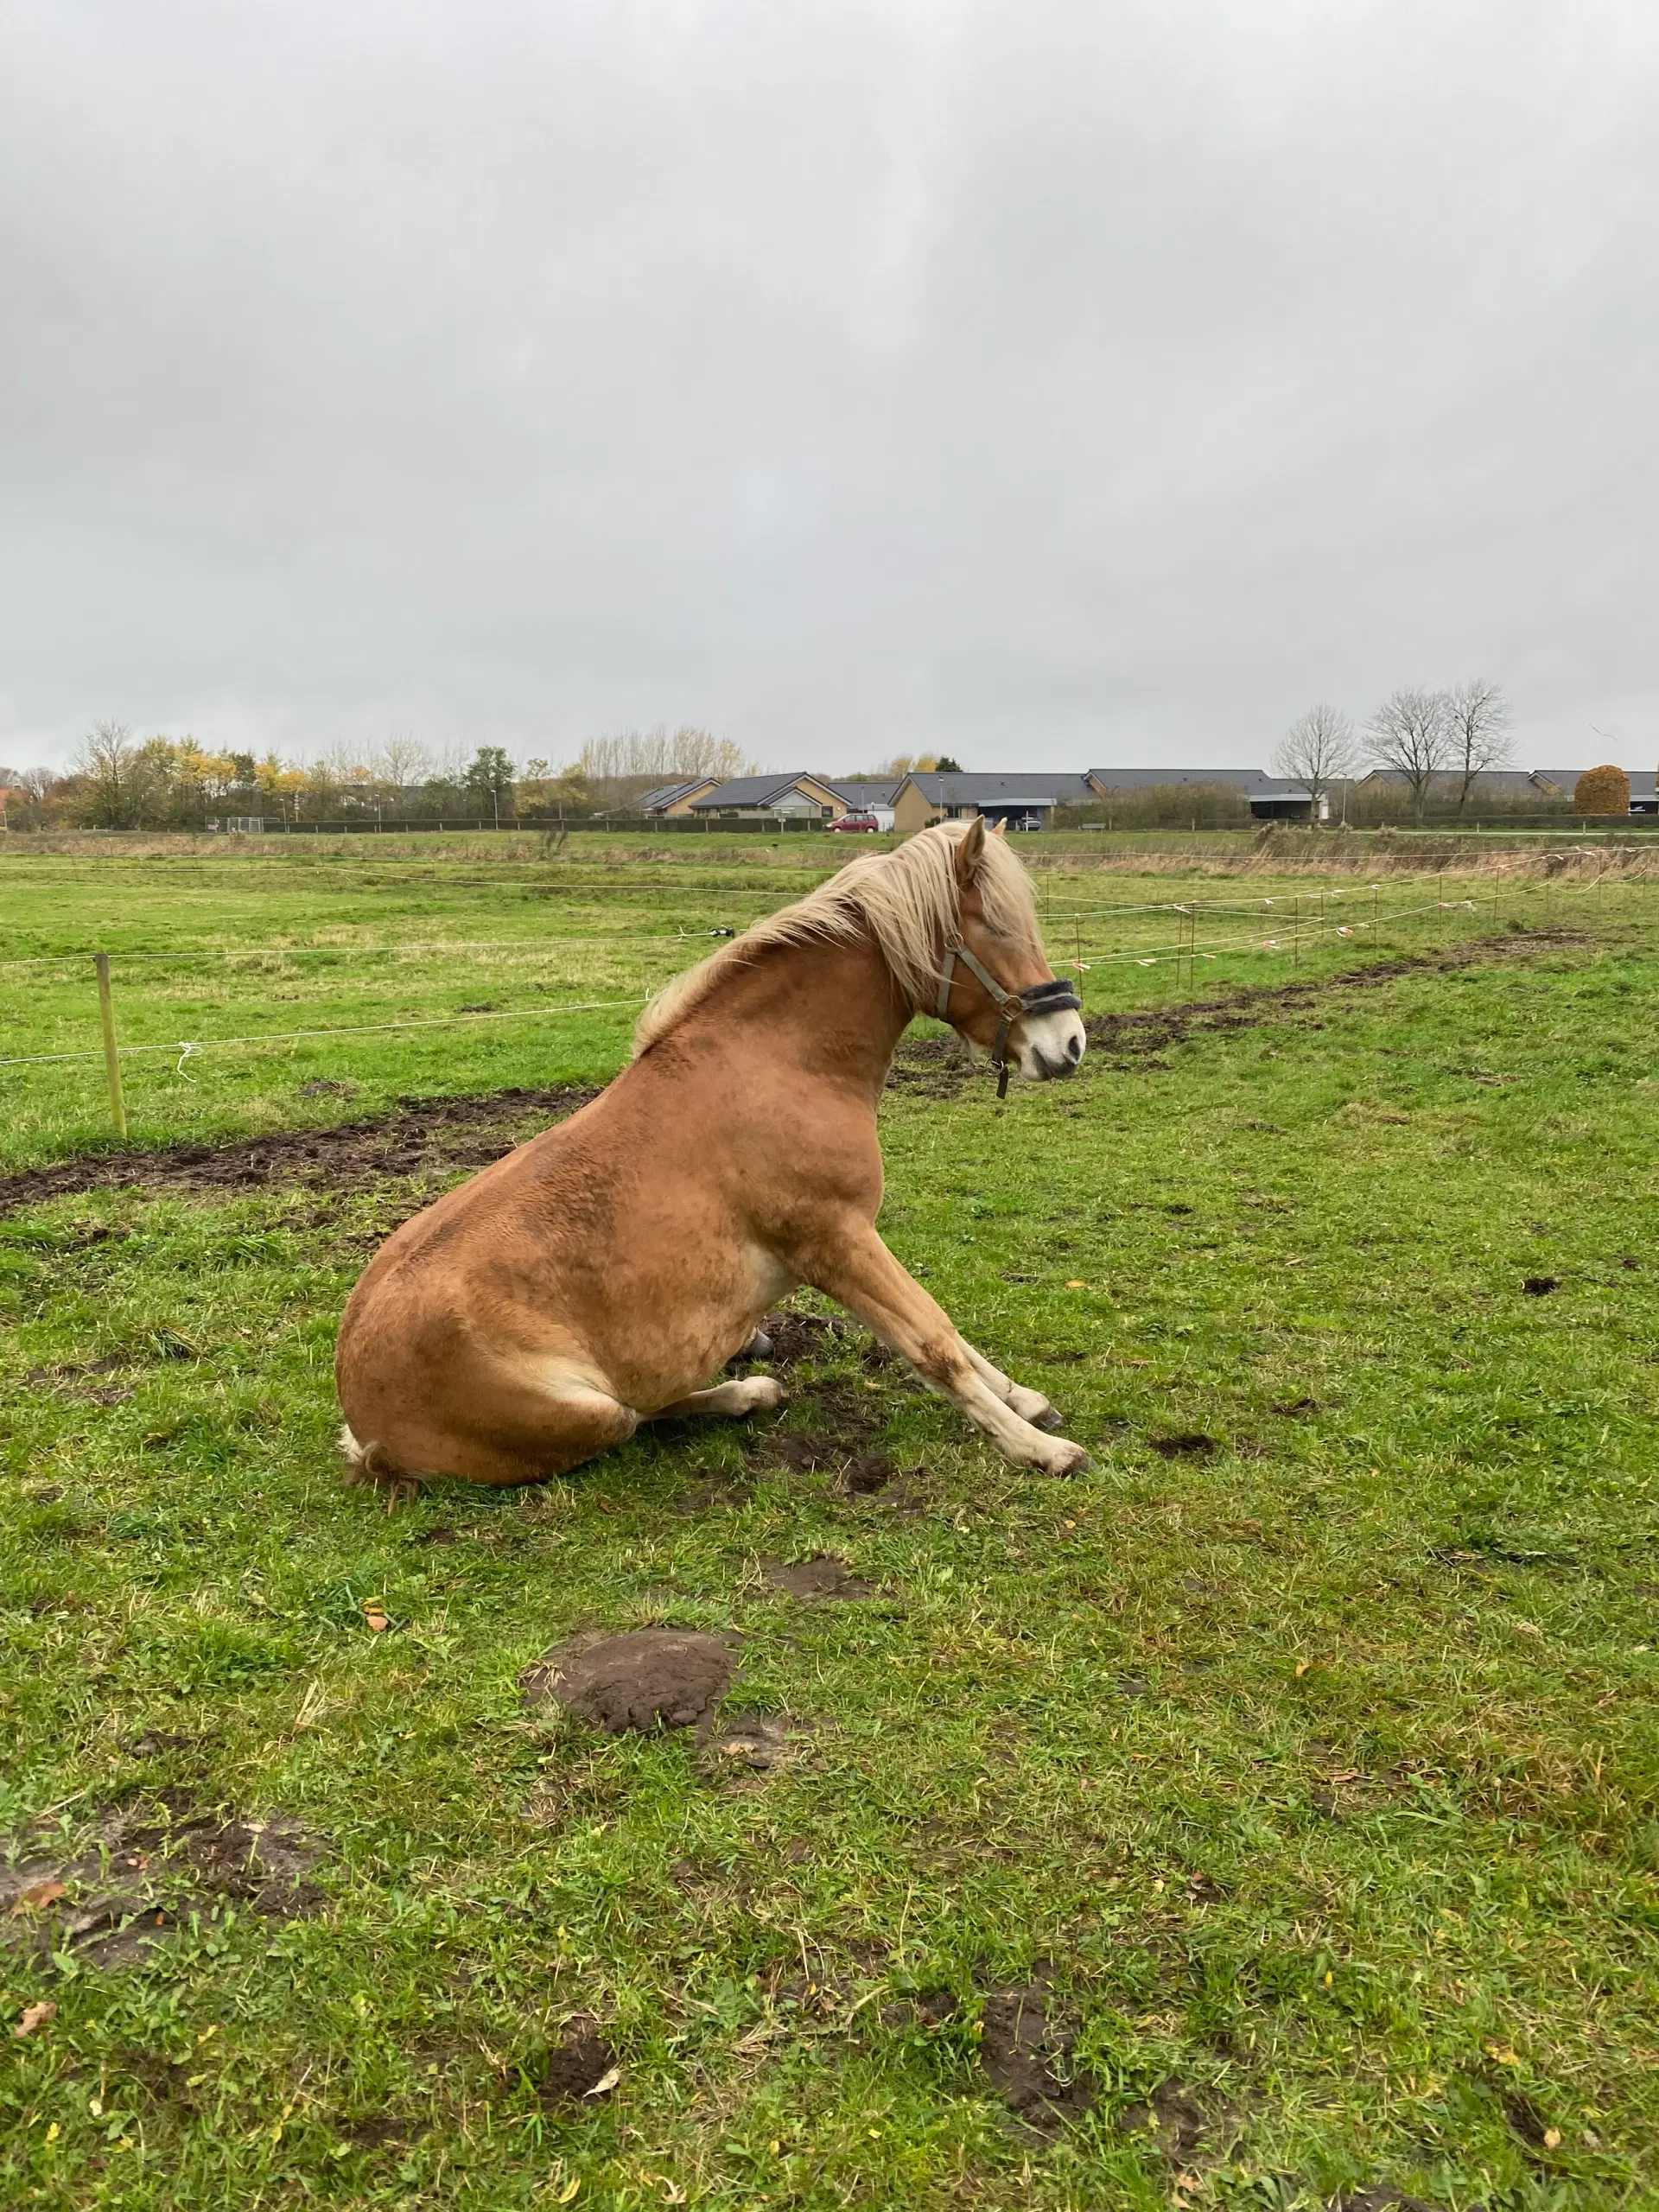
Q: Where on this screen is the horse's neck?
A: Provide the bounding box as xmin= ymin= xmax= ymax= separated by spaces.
xmin=680 ymin=934 xmax=912 ymax=1095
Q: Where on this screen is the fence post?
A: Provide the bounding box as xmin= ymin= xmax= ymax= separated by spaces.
xmin=94 ymin=953 xmax=128 ymax=1141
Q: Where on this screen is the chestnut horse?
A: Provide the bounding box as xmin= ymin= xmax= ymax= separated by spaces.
xmin=335 ymin=817 xmax=1091 ymax=1488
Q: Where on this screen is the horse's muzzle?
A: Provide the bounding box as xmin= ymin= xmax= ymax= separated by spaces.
xmin=1014 ymin=1004 xmax=1087 ymax=1082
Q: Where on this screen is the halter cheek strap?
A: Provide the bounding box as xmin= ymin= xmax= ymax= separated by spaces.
xmin=935 ymin=936 xmax=1084 ymax=1098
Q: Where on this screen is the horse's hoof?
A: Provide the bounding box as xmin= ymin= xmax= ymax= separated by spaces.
xmin=1032 ymin=1405 xmax=1065 ymax=1432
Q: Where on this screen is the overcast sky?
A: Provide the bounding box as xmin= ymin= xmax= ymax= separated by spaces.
xmin=2 ymin=0 xmax=1654 ymax=777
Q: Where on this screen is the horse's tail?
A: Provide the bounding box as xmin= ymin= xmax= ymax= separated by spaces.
xmin=338 ymin=1424 xmax=421 ymax=1500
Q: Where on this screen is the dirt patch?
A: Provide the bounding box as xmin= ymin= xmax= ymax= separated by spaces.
xmin=1522 ymin=1275 xmax=1560 ymax=1295
xmin=839 ymin=1451 xmax=895 ymax=1495
xmin=1082 ymin=931 xmax=1589 ymax=1065
xmin=759 ymin=1554 xmax=873 ymax=1601
xmin=978 ymin=1984 xmax=1095 ymax=2130
xmin=1 ymin=1807 xmax=329 ymax=1968
xmin=520 ymin=1629 xmax=737 ymax=1735
xmin=1330 ymin=2193 xmax=1440 ymax=2212
xmin=536 ymin=2018 xmax=619 ymax=2107
xmin=174 ymin=1816 xmax=328 ymax=1916
xmin=0 ymin=1084 xmax=599 ymax=1218
xmin=706 ymin=1713 xmax=791 ymax=1770
xmin=1150 ymin=1432 xmax=1219 ymax=1457
xmin=1119 ymin=2076 xmax=1224 ymax=2164
xmin=751 ymin=1310 xmax=855 ymax=1366
xmin=885 ymin=1035 xmax=982 ymax=1099
xmin=753 ymin=1431 xmax=852 ymax=1474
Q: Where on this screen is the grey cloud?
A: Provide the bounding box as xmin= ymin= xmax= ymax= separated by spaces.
xmin=2 ymin=0 xmax=1655 ymax=771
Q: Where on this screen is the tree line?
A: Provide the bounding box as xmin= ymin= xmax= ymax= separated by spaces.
xmin=1272 ymin=683 xmax=1634 ymax=823
xmin=0 ymin=724 xmax=760 ymax=830
xmin=1272 ymin=682 xmax=1516 ymax=823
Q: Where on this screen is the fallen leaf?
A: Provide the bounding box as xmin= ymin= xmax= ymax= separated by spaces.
xmin=1485 ymin=2042 xmax=1521 ymax=2067
xmin=13 ymin=2000 xmax=57 ymax=2038
xmin=1543 ymin=2127 xmax=1562 ymax=2150
xmin=585 ymin=2064 xmax=622 ymax=2098
xmin=363 ymin=1603 xmax=390 ymax=1633
xmin=1294 ymin=1659 xmax=1312 ymax=1677
xmin=11 ymin=1880 xmax=67 ymax=1913
xmin=1065 ymin=1279 xmax=1087 ymax=1288
xmin=556 ymin=2178 xmax=582 ymax=2204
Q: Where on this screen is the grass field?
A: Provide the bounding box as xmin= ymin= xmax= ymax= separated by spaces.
xmin=2 ymin=837 xmax=1656 ymax=2209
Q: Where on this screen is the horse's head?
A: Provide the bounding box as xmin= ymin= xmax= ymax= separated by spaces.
xmin=938 ymin=817 xmax=1086 ymax=1087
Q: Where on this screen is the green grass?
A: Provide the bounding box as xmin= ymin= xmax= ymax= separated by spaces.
xmin=1 ymin=842 xmax=1656 ymax=2209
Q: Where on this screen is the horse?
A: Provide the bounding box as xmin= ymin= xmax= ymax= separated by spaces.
xmin=335 ymin=815 xmax=1092 ymax=1490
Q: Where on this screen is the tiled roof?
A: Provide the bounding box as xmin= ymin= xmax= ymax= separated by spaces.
xmin=639 ymin=779 xmax=714 ymax=810
xmin=1086 ymin=767 xmax=1306 ymax=795
xmin=687 ymin=772 xmax=844 ymax=810
xmin=900 ymin=772 xmax=1097 ymax=804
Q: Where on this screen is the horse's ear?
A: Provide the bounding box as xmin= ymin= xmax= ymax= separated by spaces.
xmin=990 ymin=817 xmax=1007 ymax=837
xmin=953 ymin=814 xmax=987 ymax=884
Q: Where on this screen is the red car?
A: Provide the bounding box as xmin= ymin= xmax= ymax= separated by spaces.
xmin=826 ymin=812 xmax=880 ymax=832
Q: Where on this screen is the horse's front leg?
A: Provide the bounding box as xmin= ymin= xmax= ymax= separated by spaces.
xmin=959 ymin=1341 xmax=1065 ymax=1431
xmin=801 ymin=1224 xmax=1091 ymax=1475
xmin=641 ymin=1377 xmax=785 ymax=1421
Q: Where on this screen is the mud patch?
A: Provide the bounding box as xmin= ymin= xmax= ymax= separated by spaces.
xmin=174 ymin=1816 xmax=328 ymax=1916
xmin=0 ymin=1084 xmax=600 ymax=1218
xmin=885 ymin=1035 xmax=982 ymax=1099
xmin=1 ymin=1807 xmax=329 ymax=1967
xmin=520 ymin=1629 xmax=737 ymax=1734
xmin=751 ymin=1310 xmax=854 ymax=1366
xmin=1330 ymin=2192 xmax=1440 ymax=2212
xmin=1119 ymin=2076 xmax=1224 ymax=2164
xmin=1150 ymin=1432 xmax=1219 ymax=1457
xmin=759 ymin=1554 xmax=873 ymax=1601
xmin=754 ymin=1431 xmax=852 ymax=1473
xmin=535 ymin=2018 xmax=619 ymax=2107
xmin=1082 ymin=931 xmax=1588 ymax=1065
xmin=978 ymin=1985 xmax=1095 ymax=2130
xmin=1522 ymin=1275 xmax=1560 ymax=1296
xmin=839 ymin=1451 xmax=894 ymax=1495
xmin=706 ymin=1713 xmax=790 ymax=1770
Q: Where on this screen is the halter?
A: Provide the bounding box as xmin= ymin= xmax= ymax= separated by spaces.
xmin=934 ymin=934 xmax=1083 ymax=1098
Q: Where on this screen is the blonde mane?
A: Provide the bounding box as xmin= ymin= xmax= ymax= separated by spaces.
xmin=632 ymin=820 xmax=1042 ymax=1055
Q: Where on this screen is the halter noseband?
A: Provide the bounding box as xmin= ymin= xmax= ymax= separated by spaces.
xmin=934 ymin=935 xmax=1083 ymax=1098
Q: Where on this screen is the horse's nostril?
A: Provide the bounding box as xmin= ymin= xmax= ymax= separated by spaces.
xmin=1066 ymin=1035 xmax=1083 ymax=1061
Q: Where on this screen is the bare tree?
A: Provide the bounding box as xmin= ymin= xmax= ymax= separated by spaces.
xmin=376 ymin=731 xmax=432 ymax=794
xmin=1272 ymin=704 xmax=1358 ymax=823
xmin=1446 ymin=680 xmax=1512 ymax=815
xmin=578 ymin=726 xmax=756 ymax=785
xmin=73 ymin=719 xmax=141 ymax=827
xmin=1367 ymin=689 xmax=1451 ymax=823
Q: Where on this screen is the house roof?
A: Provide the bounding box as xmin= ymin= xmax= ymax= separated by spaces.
xmin=1086 ymin=767 xmax=1312 ymax=797
xmin=1532 ymin=768 xmax=1656 ymax=797
xmin=639 ymin=778 xmax=717 ymax=811
xmin=1357 ymin=768 xmax=1546 ymax=795
xmin=826 ymin=779 xmax=901 ymax=809
xmin=687 ymin=772 xmax=845 ymax=810
xmin=899 ymin=772 xmax=1097 ymax=806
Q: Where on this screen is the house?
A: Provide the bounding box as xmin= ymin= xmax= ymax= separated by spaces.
xmin=639 ymin=778 xmax=721 ymax=817
xmin=889 ymin=771 xmax=1098 ymax=835
xmin=1353 ymin=769 xmax=1553 ymax=807
xmin=678 ymin=772 xmax=911 ymax=824
xmin=685 ymin=772 xmax=855 ymax=822
xmin=826 ymin=779 xmax=903 ymax=824
xmin=1085 ymin=768 xmax=1321 ymax=822
xmin=1353 ymin=767 xmax=1656 ymax=815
